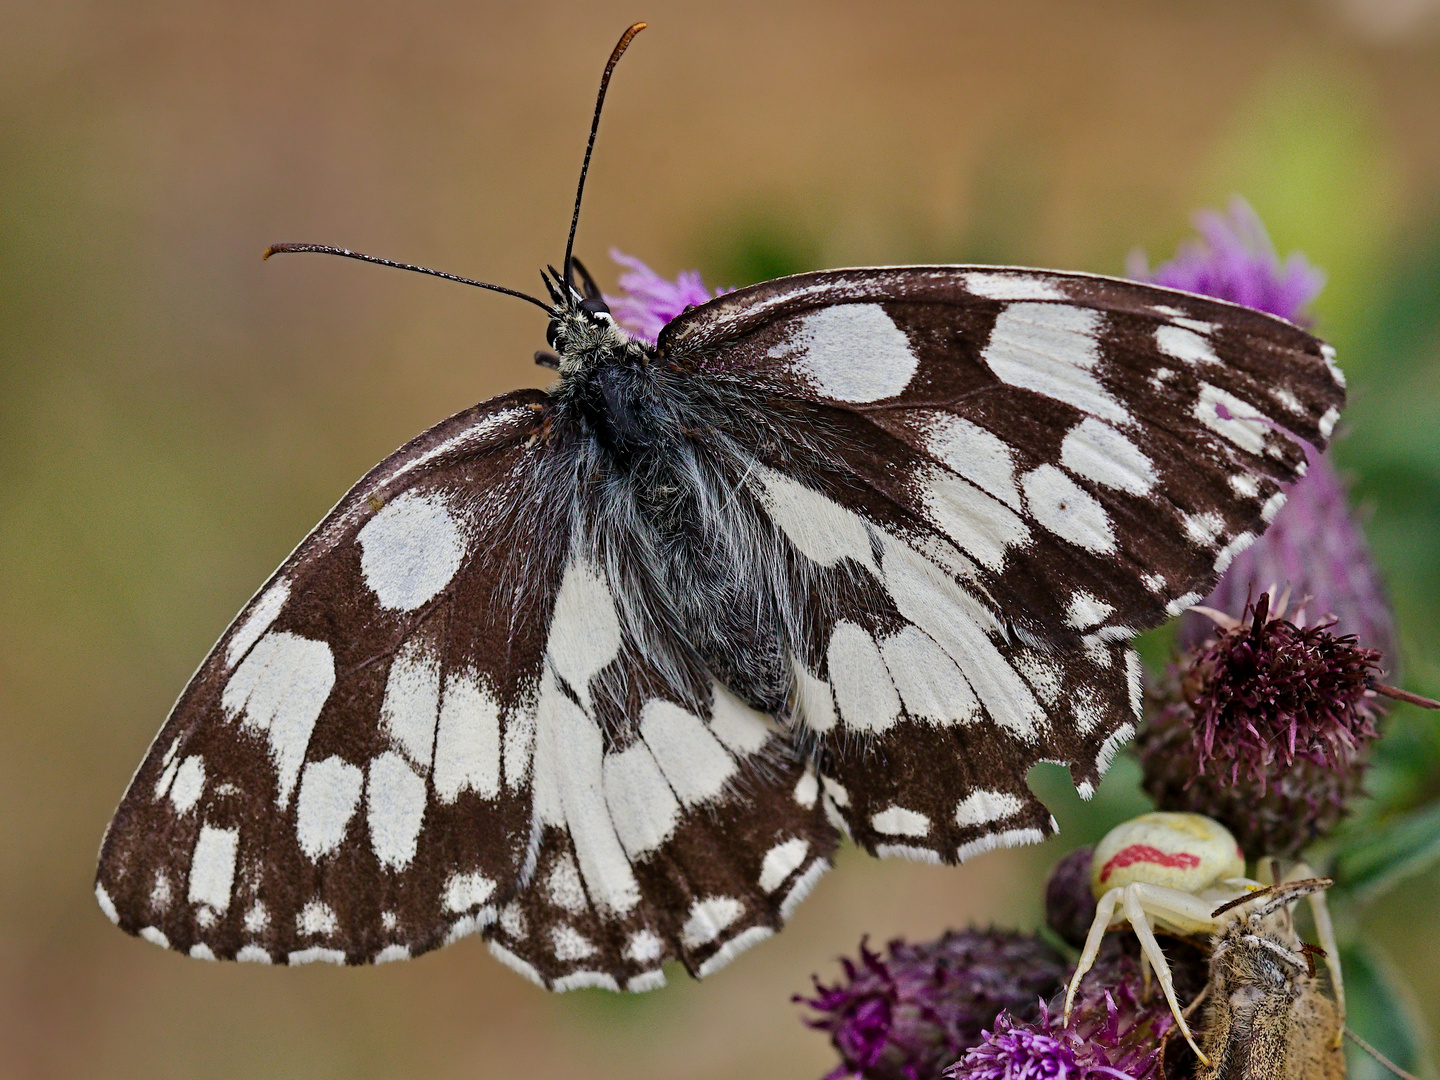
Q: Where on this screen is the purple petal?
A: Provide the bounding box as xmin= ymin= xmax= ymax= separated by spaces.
xmin=603 ymin=249 xmax=726 ymax=344
xmin=1130 ymin=197 xmax=1325 ymax=326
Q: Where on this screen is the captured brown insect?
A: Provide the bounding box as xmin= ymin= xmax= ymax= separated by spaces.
xmin=1194 ymin=877 xmax=1345 ymax=1080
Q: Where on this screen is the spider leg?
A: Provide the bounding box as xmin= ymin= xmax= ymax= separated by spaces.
xmin=1063 ymin=887 xmax=1122 ymax=1025
xmin=1122 ymin=887 xmax=1211 ymax=1066
xmin=1289 ymin=861 xmax=1345 ymax=1047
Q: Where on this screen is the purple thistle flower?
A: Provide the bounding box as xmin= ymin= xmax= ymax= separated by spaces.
xmin=602 ymin=249 xmax=727 ymax=344
xmin=1127 ymin=197 xmax=1324 ymax=326
xmin=944 ymin=974 xmax=1172 ymax=1080
xmin=800 ymin=931 xmax=1068 ymax=1080
xmin=1138 ymin=594 xmax=1384 ymax=858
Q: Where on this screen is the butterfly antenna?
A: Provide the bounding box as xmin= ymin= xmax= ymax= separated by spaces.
xmin=562 ymin=21 xmax=647 ymax=298
xmin=263 ymin=243 xmax=554 ymax=314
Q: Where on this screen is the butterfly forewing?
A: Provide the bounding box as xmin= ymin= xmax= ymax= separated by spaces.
xmin=97 ymin=392 xmax=555 ymax=963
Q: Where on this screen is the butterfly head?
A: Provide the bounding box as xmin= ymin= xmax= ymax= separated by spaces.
xmin=540 ymin=260 xmax=648 ymax=378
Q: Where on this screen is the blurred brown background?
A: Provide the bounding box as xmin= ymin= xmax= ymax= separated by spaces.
xmin=4 ymin=1 xmax=1440 ymax=1077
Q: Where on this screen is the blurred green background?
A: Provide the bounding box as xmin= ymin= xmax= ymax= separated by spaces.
xmin=3 ymin=1 xmax=1440 ymax=1077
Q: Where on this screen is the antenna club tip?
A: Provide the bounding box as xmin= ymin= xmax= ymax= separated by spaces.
xmin=262 ymin=245 xmax=279 ymax=260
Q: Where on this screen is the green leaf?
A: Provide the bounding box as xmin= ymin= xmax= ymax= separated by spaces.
xmin=1340 ymin=941 xmax=1434 ymax=1080
xmin=1333 ymin=798 xmax=1440 ymax=904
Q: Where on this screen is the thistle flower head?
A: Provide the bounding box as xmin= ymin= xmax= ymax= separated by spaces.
xmin=801 ymin=931 xmax=1068 ymax=1080
xmin=602 ymin=249 xmax=726 ymax=344
xmin=1139 ymin=593 xmax=1384 ymax=857
xmin=944 ymin=960 xmax=1174 ymax=1080
xmin=1128 ymin=197 xmax=1324 ymax=326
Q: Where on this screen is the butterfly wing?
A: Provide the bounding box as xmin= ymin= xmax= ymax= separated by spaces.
xmin=96 ymin=389 xmax=837 ymax=986
xmin=659 ymin=266 xmax=1342 ymax=859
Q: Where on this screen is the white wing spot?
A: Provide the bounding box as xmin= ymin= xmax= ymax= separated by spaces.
xmin=983 ymin=303 xmax=1126 ymax=423
xmin=828 ymin=621 xmax=902 ymax=732
xmin=547 ymin=556 xmax=623 ymax=710
xmin=1229 ymin=472 xmax=1261 ymax=497
xmin=1262 ymin=491 xmax=1287 ymax=523
xmin=545 ymin=856 xmax=588 ymax=914
xmin=374 ymin=944 xmax=409 ymax=963
xmin=625 ymin=929 xmax=665 ymax=964
xmin=168 ymin=755 xmax=205 ymax=814
xmin=1214 ymin=532 xmax=1257 ymax=575
xmin=357 ymin=490 xmax=467 ymax=611
xmin=1065 ymin=590 xmax=1115 ymax=630
xmin=1195 ymin=383 xmax=1268 ymax=454
xmin=759 ymin=838 xmax=810 ymax=892
xmin=188 ymin=825 xmax=238 ymax=914
xmin=880 ymin=625 xmax=980 ymax=725
xmin=243 ymin=901 xmax=268 ymax=934
xmin=488 ymin=941 xmax=545 ymax=986
xmin=1060 ymin=418 xmax=1156 ymax=496
xmin=918 ymin=465 xmax=1030 ymax=571
xmin=956 ymin=827 xmax=1046 ymax=863
xmin=366 ymin=751 xmax=427 ymax=870
xmin=708 ymin=681 xmax=777 ymax=755
xmin=221 ymin=630 xmax=335 ymax=808
xmin=871 ymin=806 xmax=931 ymax=837
xmin=640 ymin=699 xmax=737 ymax=806
xmin=189 ymin=943 xmax=216 ymax=961
xmin=955 ymin=789 xmax=1024 ymax=827
xmin=532 ymin=674 xmax=640 ymax=915
xmin=444 ymin=871 xmax=497 ymax=913
xmin=1319 ymin=406 xmax=1340 ymax=439
xmin=681 ymin=896 xmax=744 ymax=948
xmin=1155 ymin=324 xmax=1220 ymax=365
xmin=696 ymin=925 xmax=774 ymax=978
xmin=297 ymin=899 xmax=339 ymax=936
xmin=95 ymin=884 xmax=119 ymax=924
xmin=1183 ymin=511 xmax=1225 ymax=548
xmin=780 ymin=860 xmax=829 ymax=921
xmin=603 ymin=739 xmax=681 ymax=859
xmin=793 ymin=770 xmax=819 ymax=808
xmin=752 ymin=465 xmax=877 ymax=573
xmin=790 ymin=655 xmax=838 ymax=733
xmin=380 ymin=636 xmax=441 ymax=771
xmin=289 ymin=947 xmax=346 ymax=965
xmin=922 ymin=415 xmax=1021 ymax=508
xmin=783 ymin=303 xmax=918 ymax=402
xmin=433 ymin=669 xmax=501 ymax=801
xmin=1021 ymin=465 xmax=1116 ymax=553
xmin=551 ymin=925 xmax=597 ymax=962
xmin=878 ymin=537 xmax=1043 ymax=739
xmin=498 ymin=902 xmax=526 ymax=940
xmin=139 ymin=926 xmax=170 ymax=948
xmin=236 ymin=944 xmax=272 ymax=964
xmin=295 ymin=755 xmax=364 ymax=860
xmin=964 ymin=272 xmax=1066 ymax=300
xmin=149 ymin=872 xmax=172 ymax=912
xmin=225 ymin=579 xmax=290 ymax=668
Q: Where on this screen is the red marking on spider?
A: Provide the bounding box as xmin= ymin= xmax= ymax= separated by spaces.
xmin=1098 ymin=844 xmax=1202 ymax=884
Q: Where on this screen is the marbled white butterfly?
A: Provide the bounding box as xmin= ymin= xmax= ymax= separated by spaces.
xmin=96 ymin=24 xmax=1345 ymax=992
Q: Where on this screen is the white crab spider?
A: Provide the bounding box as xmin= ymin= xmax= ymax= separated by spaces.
xmin=1061 ymin=812 xmax=1344 ymax=1066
